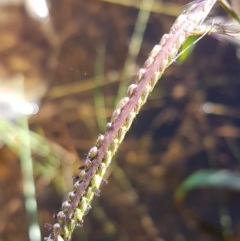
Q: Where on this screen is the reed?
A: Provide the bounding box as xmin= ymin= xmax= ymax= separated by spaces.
xmin=45 ymin=0 xmax=219 ymax=240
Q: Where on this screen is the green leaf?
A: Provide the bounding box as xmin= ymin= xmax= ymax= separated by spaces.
xmin=175 ymin=169 xmax=240 ymax=201
xmin=177 ymin=36 xmax=198 ymax=63
xmin=218 ymin=0 xmax=240 ymax=23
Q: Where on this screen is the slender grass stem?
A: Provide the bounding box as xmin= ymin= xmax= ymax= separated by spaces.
xmin=94 ymin=44 xmax=107 ymax=132
xmin=45 ymin=1 xmax=217 ymax=240
xmin=115 ymin=0 xmax=155 ymax=105
xmin=16 ymin=78 xmax=41 ymax=241
xmin=98 ymin=0 xmax=181 ymax=17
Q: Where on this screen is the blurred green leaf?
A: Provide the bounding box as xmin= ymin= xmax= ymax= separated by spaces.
xmin=175 ymin=169 xmax=240 ymax=201
xmin=177 ymin=36 xmax=197 ymax=63
xmin=218 ymin=0 xmax=240 ymax=23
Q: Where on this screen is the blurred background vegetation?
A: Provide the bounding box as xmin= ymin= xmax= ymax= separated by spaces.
xmin=1 ymin=0 xmax=240 ymax=241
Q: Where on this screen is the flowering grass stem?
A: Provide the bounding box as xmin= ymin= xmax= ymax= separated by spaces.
xmin=45 ymin=1 xmax=218 ymax=240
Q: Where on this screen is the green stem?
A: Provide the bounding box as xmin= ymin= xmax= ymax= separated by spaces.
xmin=115 ymin=0 xmax=155 ymax=105
xmin=17 ymin=78 xmax=41 ymax=241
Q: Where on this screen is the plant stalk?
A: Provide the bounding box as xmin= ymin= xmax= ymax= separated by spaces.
xmin=45 ymin=1 xmax=217 ymax=240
